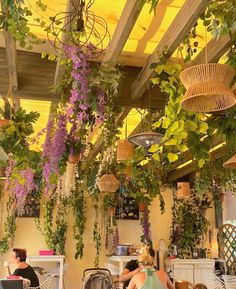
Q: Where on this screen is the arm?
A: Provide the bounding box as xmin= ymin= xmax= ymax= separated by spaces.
xmin=119 ymin=267 xmax=140 ymax=282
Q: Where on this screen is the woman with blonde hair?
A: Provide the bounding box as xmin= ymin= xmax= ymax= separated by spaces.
xmin=127 ymin=245 xmax=174 ymax=289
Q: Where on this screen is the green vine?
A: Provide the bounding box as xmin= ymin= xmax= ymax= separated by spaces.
xmin=0 ymin=195 xmax=17 ymax=254
xmin=0 ymin=0 xmax=47 ymax=49
xmin=93 ymin=206 xmax=102 ymax=268
xmin=71 ymin=168 xmax=86 ymax=260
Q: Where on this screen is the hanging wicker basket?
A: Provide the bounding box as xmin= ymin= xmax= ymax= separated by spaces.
xmin=223 ymin=154 xmax=236 ymax=169
xmin=180 ymin=63 xmax=236 ymax=112
xmin=117 ymin=139 xmax=134 ymax=162
xmin=177 ymin=182 xmax=191 ymax=198
xmin=96 ymin=173 xmax=120 ymax=192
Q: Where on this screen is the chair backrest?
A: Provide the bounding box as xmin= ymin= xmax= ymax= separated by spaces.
xmin=194 ymin=284 xmax=207 ymax=289
xmin=202 ymin=272 xmax=225 ymax=289
xmin=28 ymin=275 xmax=54 ymax=289
xmin=222 ymin=275 xmax=236 ymax=289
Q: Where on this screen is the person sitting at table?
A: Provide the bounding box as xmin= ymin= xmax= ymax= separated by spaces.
xmin=127 ymin=245 xmax=174 ymax=289
xmin=119 ymin=244 xmax=155 ymax=289
xmin=6 ymin=248 xmax=39 ymax=287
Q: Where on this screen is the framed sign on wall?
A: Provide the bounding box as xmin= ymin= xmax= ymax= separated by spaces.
xmin=115 ymin=197 xmax=139 ymax=220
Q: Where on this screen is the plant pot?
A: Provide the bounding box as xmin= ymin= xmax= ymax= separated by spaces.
xmin=0 ymin=166 xmax=6 ymax=177
xmin=68 ymin=154 xmax=81 ymax=164
xmin=139 ymin=202 xmax=146 ymax=212
xmin=0 ymin=119 xmax=10 ymax=127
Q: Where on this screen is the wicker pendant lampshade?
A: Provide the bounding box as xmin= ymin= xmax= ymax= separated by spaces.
xmin=180 ymin=63 xmax=236 ymax=112
xmin=223 ymin=154 xmax=236 ymax=169
xmin=96 ymin=173 xmax=120 ymax=192
xmin=117 ymin=139 xmax=134 ymax=162
xmin=177 ymin=182 xmax=191 ymax=198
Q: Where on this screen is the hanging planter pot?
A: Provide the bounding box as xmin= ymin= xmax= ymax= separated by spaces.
xmin=68 ymin=153 xmax=81 ymax=164
xmin=97 ymin=174 xmax=120 ymax=193
xmin=139 ymin=202 xmax=146 ymax=212
xmin=180 ymin=63 xmax=236 ymax=112
xmin=177 ymin=182 xmax=191 ymax=199
xmin=0 ymin=119 xmax=10 ymax=128
xmin=117 ymin=139 xmax=134 ymax=162
xmin=223 ymin=154 xmax=236 ymax=169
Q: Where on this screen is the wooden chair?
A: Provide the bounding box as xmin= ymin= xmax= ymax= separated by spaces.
xmin=194 ymin=284 xmax=207 ymax=289
xmin=175 ymin=280 xmax=194 ymax=289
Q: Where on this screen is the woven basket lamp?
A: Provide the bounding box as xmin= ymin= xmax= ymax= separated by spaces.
xmin=177 ymin=182 xmax=191 ymax=198
xmin=180 ymin=63 xmax=236 ymax=112
xmin=117 ymin=139 xmax=134 ymax=162
xmin=96 ymin=173 xmax=120 ymax=193
xmin=223 ymin=154 xmax=236 ymax=169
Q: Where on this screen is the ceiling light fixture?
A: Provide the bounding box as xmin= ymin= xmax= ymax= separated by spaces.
xmin=128 ymin=131 xmax=163 ymax=148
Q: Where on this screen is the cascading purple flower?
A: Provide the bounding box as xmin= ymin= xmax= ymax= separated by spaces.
xmin=42 ymin=114 xmax=67 ymax=195
xmin=64 ymin=45 xmax=91 ymax=123
xmin=4 ymin=158 xmax=36 ymax=209
xmin=142 ymin=209 xmax=152 ymax=243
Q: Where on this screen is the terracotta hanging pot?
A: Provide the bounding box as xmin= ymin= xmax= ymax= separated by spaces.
xmin=0 ymin=119 xmax=10 ymax=127
xmin=68 ymin=153 xmax=81 ymax=164
xmin=177 ymin=182 xmax=191 ymax=198
xmin=139 ymin=202 xmax=146 ymax=212
xmin=117 ymin=139 xmax=134 ymax=162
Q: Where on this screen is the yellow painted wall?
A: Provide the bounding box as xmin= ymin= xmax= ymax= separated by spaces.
xmin=0 ymin=187 xmax=215 ymax=289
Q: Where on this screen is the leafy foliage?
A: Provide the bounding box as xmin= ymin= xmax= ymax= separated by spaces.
xmin=170 ymin=190 xmax=211 ymax=258
xmin=0 ymin=0 xmax=47 ymax=49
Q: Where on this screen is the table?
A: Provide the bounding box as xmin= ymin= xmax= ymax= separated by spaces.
xmin=27 ymin=255 xmax=65 ymax=289
xmin=107 ymin=256 xmax=137 ymax=275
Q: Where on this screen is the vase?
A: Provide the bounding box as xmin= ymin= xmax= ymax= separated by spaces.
xmin=68 ymin=153 xmax=80 ymax=164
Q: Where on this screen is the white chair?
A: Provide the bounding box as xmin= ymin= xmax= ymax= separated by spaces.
xmin=222 ymin=275 xmax=236 ymax=289
xmin=202 ymin=272 xmax=225 ymax=289
xmin=28 ymin=275 xmax=55 ymax=289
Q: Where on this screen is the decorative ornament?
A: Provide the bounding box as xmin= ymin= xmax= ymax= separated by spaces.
xmin=96 ymin=174 xmax=120 ymax=193
xmin=180 ymin=63 xmax=236 ymax=112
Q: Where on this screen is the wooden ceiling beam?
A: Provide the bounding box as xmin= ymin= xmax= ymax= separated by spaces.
xmin=167 ymin=144 xmax=226 ymax=182
xmin=131 ymin=0 xmax=208 ymax=100
xmin=86 ymin=0 xmax=145 ymax=161
xmin=102 ymin=0 xmax=144 ymax=62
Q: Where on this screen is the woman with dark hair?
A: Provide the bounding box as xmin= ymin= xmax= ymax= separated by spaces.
xmin=7 ymin=248 xmax=39 ymax=287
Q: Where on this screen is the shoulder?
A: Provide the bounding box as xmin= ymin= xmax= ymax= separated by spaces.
xmin=125 ymin=259 xmax=138 ymax=269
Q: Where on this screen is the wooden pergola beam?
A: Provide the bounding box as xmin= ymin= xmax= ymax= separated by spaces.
xmin=86 ymin=0 xmax=145 ymax=161
xmin=4 ymin=31 xmax=18 ymax=93
xmin=131 ymin=0 xmax=208 ymax=100
xmin=102 ymin=0 xmax=144 ymax=62
xmin=167 ymin=144 xmax=226 ymax=182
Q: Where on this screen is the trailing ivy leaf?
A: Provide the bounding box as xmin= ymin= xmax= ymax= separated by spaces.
xmin=198 ymin=159 xmax=205 ymax=168
xmin=149 ymin=144 xmax=159 ymax=153
xmin=150 ymin=78 xmax=160 ymax=85
xmin=167 ymin=153 xmax=178 ymax=163
xmin=165 ymin=139 xmax=177 ymax=146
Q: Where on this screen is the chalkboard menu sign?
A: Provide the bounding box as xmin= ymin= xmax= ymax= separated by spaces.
xmin=115 ymin=197 xmax=139 ymax=220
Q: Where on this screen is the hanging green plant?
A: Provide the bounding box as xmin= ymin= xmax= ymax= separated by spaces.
xmin=35 ymin=195 xmax=68 ymax=255
xmin=0 ymin=0 xmax=47 ymax=49
xmin=93 ymin=207 xmax=102 ymax=268
xmin=170 ymin=189 xmax=211 ymax=258
xmin=0 ymin=194 xmax=17 ymax=254
xmin=71 ymin=168 xmax=86 ymax=260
